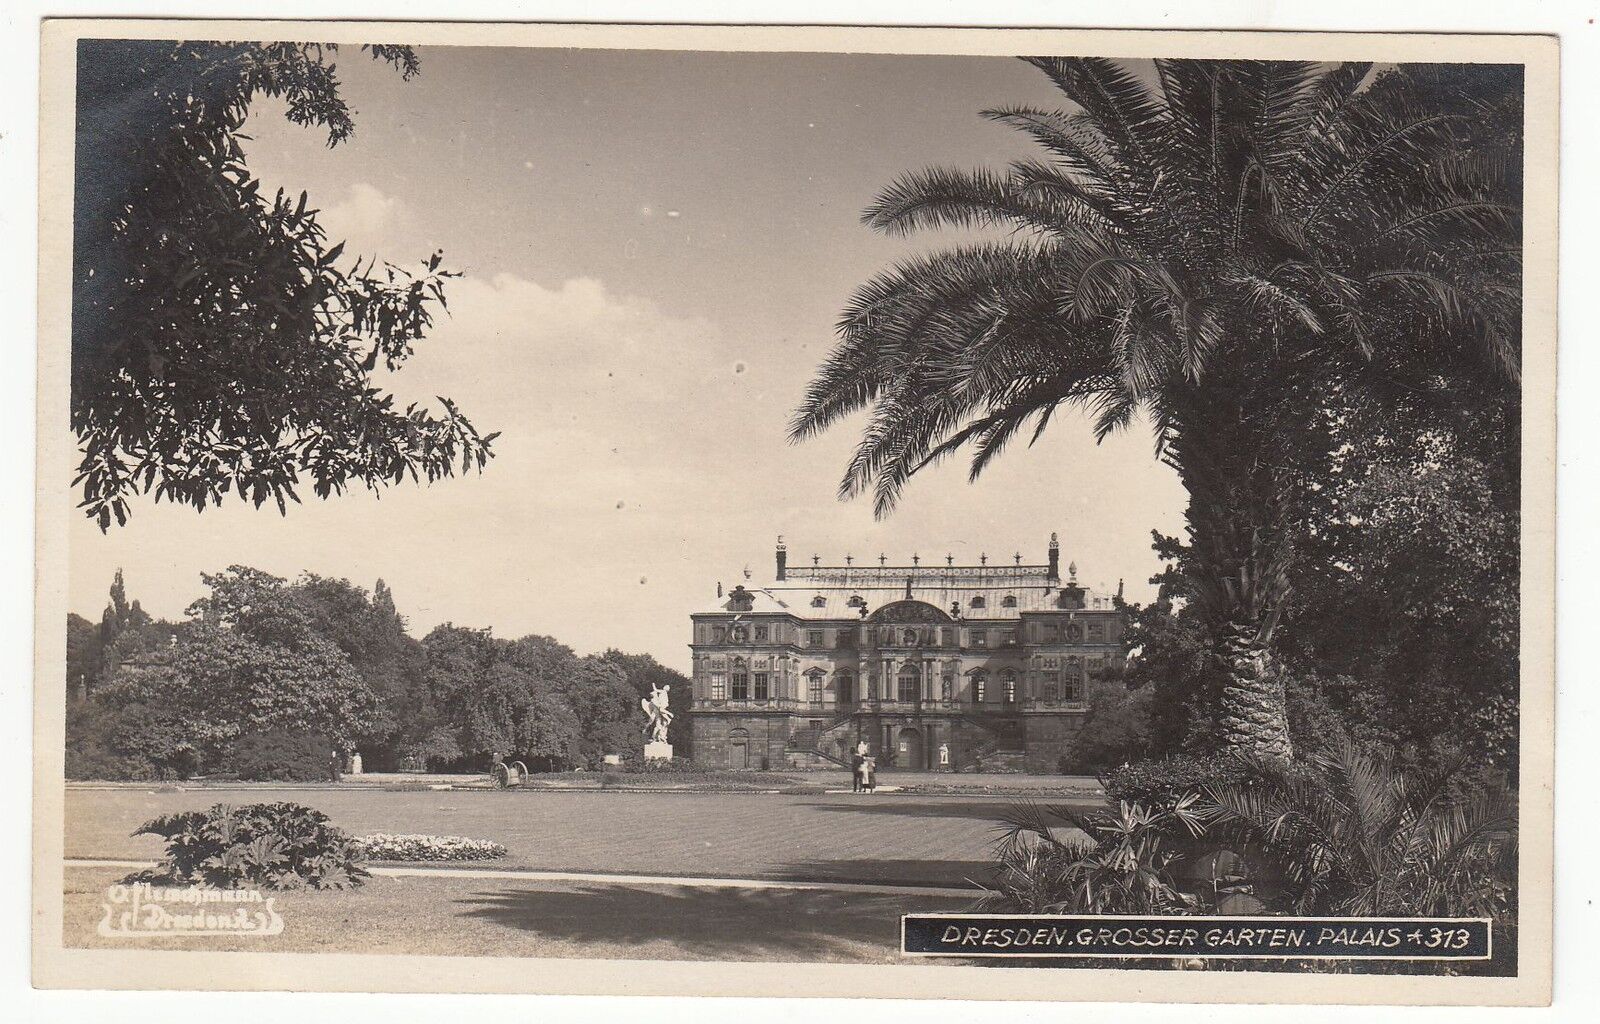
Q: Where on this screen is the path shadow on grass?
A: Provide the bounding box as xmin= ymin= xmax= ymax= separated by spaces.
xmin=795 ymin=798 xmax=1059 ymax=822
xmin=769 ymin=857 xmax=996 ymax=889
xmin=456 ymin=883 xmax=969 ymax=960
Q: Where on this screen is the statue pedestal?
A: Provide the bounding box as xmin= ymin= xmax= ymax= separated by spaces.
xmin=644 ymin=741 xmax=673 ymax=762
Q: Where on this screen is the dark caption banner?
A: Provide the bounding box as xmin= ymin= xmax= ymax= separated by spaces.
xmin=901 ymin=915 xmax=1491 ymax=960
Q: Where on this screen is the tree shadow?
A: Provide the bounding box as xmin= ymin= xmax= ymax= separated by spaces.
xmin=455 ymin=883 xmax=971 ymax=960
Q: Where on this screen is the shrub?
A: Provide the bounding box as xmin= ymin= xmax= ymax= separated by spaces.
xmin=354 ymin=833 xmax=507 ymax=861
xmin=1057 ymin=684 xmax=1154 ymax=774
xmin=1102 ymin=752 xmax=1251 ymax=809
xmin=227 ymin=729 xmax=338 ymax=782
xmin=66 ymin=699 xmax=199 ymax=781
xmin=134 ymin=802 xmax=368 ymax=890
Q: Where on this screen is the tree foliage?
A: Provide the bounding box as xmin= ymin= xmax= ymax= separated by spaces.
xmin=73 ymin=40 xmax=495 ymax=530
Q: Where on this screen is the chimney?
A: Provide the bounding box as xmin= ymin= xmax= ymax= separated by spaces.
xmin=1047 ymin=532 xmax=1060 ymax=583
xmin=775 ymin=536 xmax=787 ymax=581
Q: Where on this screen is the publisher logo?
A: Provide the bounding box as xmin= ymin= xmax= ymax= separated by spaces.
xmin=97 ymin=882 xmax=285 ymax=938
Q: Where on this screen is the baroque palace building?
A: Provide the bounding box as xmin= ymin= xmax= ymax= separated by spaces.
xmin=688 ymin=536 xmax=1126 ymax=773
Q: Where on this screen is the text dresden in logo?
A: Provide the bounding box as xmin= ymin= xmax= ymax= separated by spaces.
xmin=97 ymin=882 xmax=285 ymax=938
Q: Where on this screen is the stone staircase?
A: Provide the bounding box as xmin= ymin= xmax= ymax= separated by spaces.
xmin=783 ymin=721 xmax=852 ymax=770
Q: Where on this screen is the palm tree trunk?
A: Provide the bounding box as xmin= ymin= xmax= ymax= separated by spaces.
xmin=1169 ymin=381 xmax=1304 ymax=764
xmin=1215 ymin=620 xmax=1294 ymax=762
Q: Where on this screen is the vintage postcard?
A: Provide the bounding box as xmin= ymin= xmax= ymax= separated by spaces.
xmin=33 ymin=19 xmax=1557 ymax=1005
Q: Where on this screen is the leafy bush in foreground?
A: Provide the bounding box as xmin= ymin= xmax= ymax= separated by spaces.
xmin=134 ymin=802 xmax=368 ymax=890
xmin=982 ymin=739 xmax=1516 ymax=931
xmin=354 ymin=833 xmax=507 ymax=861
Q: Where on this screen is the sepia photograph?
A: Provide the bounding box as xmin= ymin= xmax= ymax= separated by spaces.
xmin=30 ymin=19 xmax=1557 ymax=1005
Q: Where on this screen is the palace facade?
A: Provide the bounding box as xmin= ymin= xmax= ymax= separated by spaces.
xmin=687 ymin=536 xmax=1126 ymax=773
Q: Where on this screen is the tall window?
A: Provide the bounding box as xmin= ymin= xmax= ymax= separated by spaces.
xmin=897 ymin=664 xmax=921 ymax=703
xmin=1001 ymin=669 xmax=1017 ymax=703
xmin=807 ymin=673 xmax=823 ymax=703
xmin=753 ymin=672 xmax=769 ymax=700
xmin=1063 ymin=658 xmax=1082 ymax=702
xmin=731 ymin=660 xmax=749 ymax=700
xmin=710 ymin=672 xmax=726 ymax=700
xmin=1042 ymin=670 xmax=1059 ymax=703
xmin=837 ymin=672 xmax=855 ymax=705
xmin=973 ymin=673 xmax=987 ymax=703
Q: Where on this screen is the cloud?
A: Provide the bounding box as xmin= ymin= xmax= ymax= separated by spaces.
xmin=317 ymin=183 xmax=403 ymax=249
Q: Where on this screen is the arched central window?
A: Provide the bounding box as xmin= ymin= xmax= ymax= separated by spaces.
xmin=897 ymin=663 xmax=921 ymax=704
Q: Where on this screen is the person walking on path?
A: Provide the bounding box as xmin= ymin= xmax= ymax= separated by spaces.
xmin=862 ymin=754 xmax=878 ymax=793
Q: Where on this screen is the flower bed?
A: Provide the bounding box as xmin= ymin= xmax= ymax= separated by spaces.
xmin=354 ymin=833 xmax=507 ymax=862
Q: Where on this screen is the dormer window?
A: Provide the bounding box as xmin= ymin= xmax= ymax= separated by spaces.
xmin=1001 ymin=595 xmax=1018 ymax=608
xmin=847 ymin=595 xmax=866 ymax=608
xmin=970 ymin=595 xmax=987 ymax=610
xmin=811 ymin=595 xmax=827 ymax=608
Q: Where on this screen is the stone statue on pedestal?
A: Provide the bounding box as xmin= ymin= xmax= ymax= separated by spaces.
xmin=641 ymin=683 xmax=674 ymax=760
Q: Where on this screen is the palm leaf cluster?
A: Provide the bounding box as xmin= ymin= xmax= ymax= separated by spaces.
xmin=1202 ymin=737 xmax=1518 ymax=918
xmin=792 ymin=58 xmax=1522 ymax=517
xmin=978 ymin=738 xmax=1515 ymax=923
xmin=979 ymin=794 xmax=1205 ymax=914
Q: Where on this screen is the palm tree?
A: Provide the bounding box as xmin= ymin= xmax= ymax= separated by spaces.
xmin=791 ymin=59 xmax=1522 ymax=761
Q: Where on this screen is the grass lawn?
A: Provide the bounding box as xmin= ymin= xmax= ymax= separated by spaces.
xmin=67 ymin=788 xmax=1098 ymax=887
xmin=65 ymin=865 xmax=971 ymax=963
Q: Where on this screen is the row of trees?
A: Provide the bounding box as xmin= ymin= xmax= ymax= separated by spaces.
xmin=65 ymin=568 xmax=690 ymax=780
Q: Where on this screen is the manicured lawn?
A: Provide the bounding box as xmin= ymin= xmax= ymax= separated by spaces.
xmin=64 ymin=865 xmax=971 ymax=963
xmin=66 ymin=788 xmax=1098 ymax=886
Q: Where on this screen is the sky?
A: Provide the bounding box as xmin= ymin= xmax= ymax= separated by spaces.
xmin=67 ymin=46 xmax=1187 ymax=672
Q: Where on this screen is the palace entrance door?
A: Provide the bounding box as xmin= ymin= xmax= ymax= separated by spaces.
xmin=897 ymin=727 xmax=923 ymax=770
